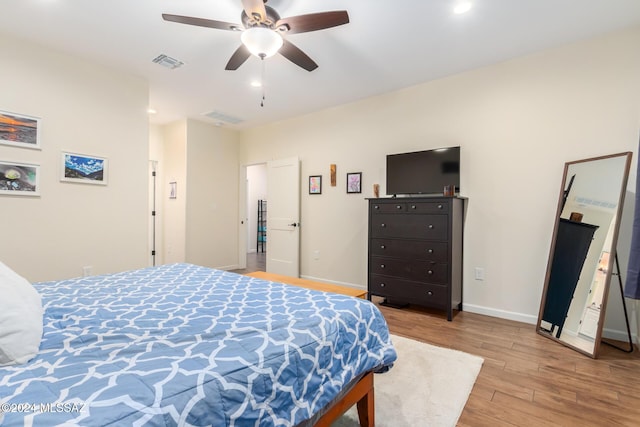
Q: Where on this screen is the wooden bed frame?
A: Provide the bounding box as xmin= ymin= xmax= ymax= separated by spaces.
xmin=314 ymin=371 xmax=374 ymax=427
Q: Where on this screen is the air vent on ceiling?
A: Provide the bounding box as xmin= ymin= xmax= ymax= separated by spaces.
xmin=152 ymin=54 xmax=184 ymax=70
xmin=203 ymin=110 xmax=244 ymax=125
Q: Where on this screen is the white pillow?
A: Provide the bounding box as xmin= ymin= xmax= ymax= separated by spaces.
xmin=0 ymin=261 xmax=44 ymax=366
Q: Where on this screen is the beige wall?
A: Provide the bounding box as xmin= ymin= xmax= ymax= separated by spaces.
xmin=0 ymin=33 xmax=149 ymax=282
xmin=185 ymin=119 xmax=240 ymax=269
xmin=160 ymin=120 xmax=187 ymax=264
xmin=239 ymin=27 xmax=640 ymax=330
xmin=153 ymin=119 xmax=240 ymax=269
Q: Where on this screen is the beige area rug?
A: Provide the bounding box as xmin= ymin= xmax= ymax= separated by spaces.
xmin=332 ymin=334 xmax=484 ymax=427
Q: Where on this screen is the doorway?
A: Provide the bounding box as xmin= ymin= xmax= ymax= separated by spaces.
xmin=244 ymin=163 xmax=268 ymax=273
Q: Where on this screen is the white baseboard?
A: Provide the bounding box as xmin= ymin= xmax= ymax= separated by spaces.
xmin=300 ymin=274 xmax=366 ymax=291
xmin=464 ymin=304 xmax=638 ymax=345
xmin=602 ymin=327 xmax=638 ymax=345
xmin=462 ymin=303 xmax=538 ymax=325
xmin=216 ymin=264 xmax=240 ymax=271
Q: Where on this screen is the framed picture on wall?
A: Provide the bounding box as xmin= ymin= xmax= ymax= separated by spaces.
xmin=309 ymin=175 xmax=322 ymax=194
xmin=0 ymin=110 xmax=41 ymax=150
xmin=346 ymin=172 xmax=362 ymax=194
xmin=169 ymin=181 xmax=177 ymax=199
xmin=60 ymin=152 xmax=108 ymax=185
xmin=0 ymin=160 xmax=40 ymax=196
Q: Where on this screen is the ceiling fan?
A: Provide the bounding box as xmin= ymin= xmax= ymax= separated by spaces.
xmin=162 ymin=0 xmax=349 ymax=72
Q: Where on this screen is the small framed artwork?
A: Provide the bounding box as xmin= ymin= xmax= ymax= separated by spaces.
xmin=169 ymin=181 xmax=177 ymax=199
xmin=0 ymin=110 xmax=41 ymax=150
xmin=61 ymin=152 xmax=108 ymax=185
xmin=347 ymin=172 xmax=362 ymax=194
xmin=309 ymin=175 xmax=322 ymax=194
xmin=0 ymin=160 xmax=40 ymax=196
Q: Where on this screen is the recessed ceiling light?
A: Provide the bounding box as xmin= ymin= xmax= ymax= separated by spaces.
xmin=147 ymin=108 xmax=157 ymax=114
xmin=251 ymin=80 xmax=262 ymax=88
xmin=453 ymin=2 xmax=472 ymax=14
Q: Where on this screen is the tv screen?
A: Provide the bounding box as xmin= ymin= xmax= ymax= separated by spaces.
xmin=386 ymin=146 xmax=460 ymax=196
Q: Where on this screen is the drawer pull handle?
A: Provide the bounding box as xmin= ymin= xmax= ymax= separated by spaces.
xmin=427 ymin=249 xmax=433 ymax=254
xmin=427 ymin=291 xmax=433 ymax=296
xmin=438 ymin=205 xmax=443 ymax=209
xmin=374 ymin=205 xmax=380 ymax=210
xmin=380 ymin=264 xmax=385 ymax=269
xmin=428 ymin=224 xmax=434 ymax=229
xmin=380 ymin=245 xmax=386 ymax=249
xmin=380 ymin=283 xmax=386 ymax=288
xmin=381 ymin=223 xmax=386 ymax=228
xmin=396 ymin=205 xmax=402 ymax=210
xmin=427 ymin=270 xmax=434 ymax=275
xmin=411 ymin=205 xmax=416 ymax=209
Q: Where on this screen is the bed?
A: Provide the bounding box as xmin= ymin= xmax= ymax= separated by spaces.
xmin=0 ymin=263 xmax=396 ymax=426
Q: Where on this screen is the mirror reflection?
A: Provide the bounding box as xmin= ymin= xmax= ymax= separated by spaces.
xmin=538 ymin=152 xmax=632 ymax=357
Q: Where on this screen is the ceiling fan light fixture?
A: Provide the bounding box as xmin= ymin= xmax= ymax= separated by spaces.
xmin=453 ymin=2 xmax=473 ymax=14
xmin=241 ymin=27 xmax=283 ymax=58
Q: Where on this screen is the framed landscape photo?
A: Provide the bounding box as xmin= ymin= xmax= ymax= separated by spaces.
xmin=0 ymin=160 xmax=40 ymax=196
xmin=347 ymin=172 xmax=362 ymax=194
xmin=309 ymin=175 xmax=322 ymax=195
xmin=61 ymin=152 xmax=108 ymax=185
xmin=0 ymin=110 xmax=41 ymax=150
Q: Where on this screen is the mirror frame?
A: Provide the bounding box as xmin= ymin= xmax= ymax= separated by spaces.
xmin=536 ymin=151 xmax=633 ymax=358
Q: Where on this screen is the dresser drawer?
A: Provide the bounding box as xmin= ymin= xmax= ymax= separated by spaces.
xmin=370 ymin=256 xmax=448 ymax=283
xmin=370 ymin=202 xmax=407 ymax=213
xmin=369 ymin=275 xmax=448 ymax=308
xmin=370 ymin=239 xmax=448 ymax=262
xmin=370 ymin=214 xmax=448 ymax=240
xmin=405 ymin=201 xmax=448 ymax=214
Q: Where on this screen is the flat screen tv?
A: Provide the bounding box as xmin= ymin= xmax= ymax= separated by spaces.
xmin=386 ymin=146 xmax=460 ymax=196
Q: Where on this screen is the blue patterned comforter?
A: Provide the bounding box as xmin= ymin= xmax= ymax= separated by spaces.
xmin=0 ymin=263 xmax=396 ymax=426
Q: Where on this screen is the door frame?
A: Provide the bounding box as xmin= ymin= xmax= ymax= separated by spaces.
xmin=237 ymin=164 xmax=248 ymax=270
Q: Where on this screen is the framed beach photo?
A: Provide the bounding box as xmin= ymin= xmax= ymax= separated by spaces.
xmin=0 ymin=110 xmax=41 ymax=150
xmin=346 ymin=172 xmax=362 ymax=194
xmin=309 ymin=175 xmax=322 ymax=194
xmin=0 ymin=160 xmax=40 ymax=196
xmin=61 ymin=152 xmax=108 ymax=185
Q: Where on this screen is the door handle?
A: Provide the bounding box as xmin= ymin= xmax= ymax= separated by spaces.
xmin=288 ymin=222 xmax=300 ymax=227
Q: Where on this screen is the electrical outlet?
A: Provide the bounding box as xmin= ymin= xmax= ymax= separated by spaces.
xmin=474 ymin=267 xmax=485 ymax=281
xmin=313 ymin=250 xmax=320 ymax=260
xmin=83 ymin=266 xmax=92 ymax=277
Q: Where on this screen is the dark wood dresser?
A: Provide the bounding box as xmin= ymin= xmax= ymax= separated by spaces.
xmin=367 ymin=197 xmax=465 ymax=320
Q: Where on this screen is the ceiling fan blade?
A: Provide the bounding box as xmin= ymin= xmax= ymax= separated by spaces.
xmin=279 ymin=40 xmax=318 ymax=72
xmin=162 ymin=14 xmax=241 ymax=31
xmin=276 ymin=11 xmax=349 ymax=34
xmin=225 ymin=44 xmax=252 ymax=70
xmin=241 ymin=0 xmax=268 ymax=23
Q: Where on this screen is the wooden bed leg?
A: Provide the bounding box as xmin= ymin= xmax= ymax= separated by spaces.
xmin=356 ymin=384 xmax=374 ymax=427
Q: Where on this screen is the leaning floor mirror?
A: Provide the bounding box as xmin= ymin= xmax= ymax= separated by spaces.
xmin=537 ymin=152 xmax=633 ymax=358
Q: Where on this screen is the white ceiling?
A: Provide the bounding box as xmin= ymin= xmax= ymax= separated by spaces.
xmin=2 ymin=1 xmax=640 ymax=129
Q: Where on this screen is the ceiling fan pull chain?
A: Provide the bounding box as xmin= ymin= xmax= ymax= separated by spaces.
xmin=260 ymin=56 xmax=266 ymax=107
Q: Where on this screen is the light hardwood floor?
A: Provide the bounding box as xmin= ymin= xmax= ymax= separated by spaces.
xmin=375 ymin=300 xmax=640 ymax=426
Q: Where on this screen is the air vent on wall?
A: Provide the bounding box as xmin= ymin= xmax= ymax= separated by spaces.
xmin=152 ymin=54 xmax=184 ymax=69
xmin=203 ymin=110 xmax=244 ymax=125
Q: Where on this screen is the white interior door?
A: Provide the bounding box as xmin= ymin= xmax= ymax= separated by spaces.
xmin=266 ymin=157 xmax=300 ymax=277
